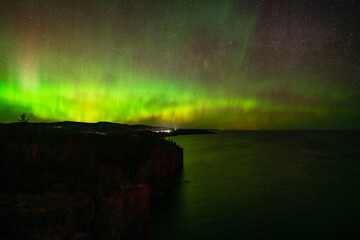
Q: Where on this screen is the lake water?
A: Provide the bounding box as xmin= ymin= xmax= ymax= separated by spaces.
xmin=150 ymin=131 xmax=360 ymax=239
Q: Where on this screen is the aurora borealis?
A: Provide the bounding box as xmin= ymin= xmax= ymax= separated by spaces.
xmin=0 ymin=0 xmax=359 ymax=129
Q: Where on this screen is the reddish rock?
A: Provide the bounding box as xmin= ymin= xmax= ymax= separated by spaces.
xmin=0 ymin=127 xmax=183 ymax=239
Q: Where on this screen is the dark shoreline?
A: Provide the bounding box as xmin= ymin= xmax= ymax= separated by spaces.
xmin=0 ymin=122 xmax=187 ymax=239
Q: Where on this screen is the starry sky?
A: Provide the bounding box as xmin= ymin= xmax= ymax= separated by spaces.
xmin=0 ymin=0 xmax=359 ymax=129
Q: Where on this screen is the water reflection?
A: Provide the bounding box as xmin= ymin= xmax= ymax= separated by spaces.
xmin=151 ymin=131 xmax=360 ymax=239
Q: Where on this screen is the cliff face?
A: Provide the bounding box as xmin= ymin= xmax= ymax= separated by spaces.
xmin=0 ymin=125 xmax=183 ymax=239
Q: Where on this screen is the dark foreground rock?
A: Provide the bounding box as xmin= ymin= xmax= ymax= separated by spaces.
xmin=0 ymin=124 xmax=183 ymax=239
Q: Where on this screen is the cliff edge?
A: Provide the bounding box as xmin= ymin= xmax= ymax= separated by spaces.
xmin=0 ymin=124 xmax=183 ymax=239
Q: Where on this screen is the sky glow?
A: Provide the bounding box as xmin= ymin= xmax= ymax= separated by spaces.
xmin=0 ymin=0 xmax=359 ymax=129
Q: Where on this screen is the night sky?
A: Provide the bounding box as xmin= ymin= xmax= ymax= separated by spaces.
xmin=0 ymin=0 xmax=359 ymax=129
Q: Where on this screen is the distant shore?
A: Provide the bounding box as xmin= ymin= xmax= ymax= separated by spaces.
xmin=0 ymin=121 xmax=216 ymax=137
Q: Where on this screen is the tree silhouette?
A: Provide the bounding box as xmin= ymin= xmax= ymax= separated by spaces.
xmin=18 ymin=113 xmax=29 ymax=123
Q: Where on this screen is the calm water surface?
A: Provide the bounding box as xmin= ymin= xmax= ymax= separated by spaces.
xmin=150 ymin=131 xmax=360 ymax=239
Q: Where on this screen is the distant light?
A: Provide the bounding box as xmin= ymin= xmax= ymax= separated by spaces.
xmin=151 ymin=129 xmax=172 ymax=133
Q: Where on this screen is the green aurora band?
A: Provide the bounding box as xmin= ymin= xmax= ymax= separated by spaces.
xmin=0 ymin=0 xmax=358 ymax=129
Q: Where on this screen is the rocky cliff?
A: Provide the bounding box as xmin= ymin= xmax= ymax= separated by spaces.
xmin=0 ymin=124 xmax=183 ymax=239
